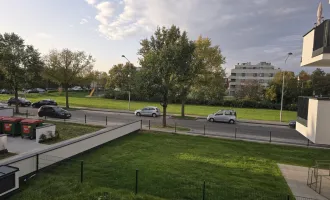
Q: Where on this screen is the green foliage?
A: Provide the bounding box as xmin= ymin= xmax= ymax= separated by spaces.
xmin=235 ymin=80 xmax=264 ymax=101
xmin=43 ymin=49 xmax=95 ymax=108
xmin=0 ymin=32 xmax=43 ymax=113
xmin=138 ymin=25 xmax=196 ymax=126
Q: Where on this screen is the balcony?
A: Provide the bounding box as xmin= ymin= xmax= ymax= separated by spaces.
xmin=301 ymin=19 xmax=330 ymax=67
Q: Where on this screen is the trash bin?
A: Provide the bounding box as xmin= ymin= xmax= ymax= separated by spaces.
xmin=21 ymin=119 xmax=43 ymax=140
xmin=0 ymin=117 xmax=4 ymax=134
xmin=1 ymin=117 xmax=24 ymax=136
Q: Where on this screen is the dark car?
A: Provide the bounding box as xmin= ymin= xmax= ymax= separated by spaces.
xmin=7 ymin=97 xmax=31 ymax=107
xmin=289 ymin=121 xmax=296 ymax=129
xmin=32 ymin=99 xmax=57 ymax=108
xmin=0 ymin=89 xmax=12 ymax=94
xmin=38 ymin=105 xmax=71 ymax=119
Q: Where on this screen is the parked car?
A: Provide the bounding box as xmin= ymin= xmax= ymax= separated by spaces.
xmin=0 ymin=103 xmax=8 ymax=108
xmin=134 ymin=106 xmax=161 ymax=117
xmin=0 ymin=89 xmax=12 ymax=94
xmin=32 ymin=99 xmax=57 ymax=108
xmin=71 ymin=86 xmax=83 ymax=91
xmin=7 ymin=97 xmax=31 ymax=107
xmin=289 ymin=121 xmax=296 ymax=129
xmin=207 ymin=110 xmax=237 ymax=124
xmin=26 ymin=88 xmax=46 ymax=93
xmin=38 ymin=105 xmax=71 ymax=119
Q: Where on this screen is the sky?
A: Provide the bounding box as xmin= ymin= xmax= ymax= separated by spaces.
xmin=0 ymin=0 xmax=329 ymax=75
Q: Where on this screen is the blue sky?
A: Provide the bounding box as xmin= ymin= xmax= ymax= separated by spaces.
xmin=0 ymin=0 xmax=329 ymax=74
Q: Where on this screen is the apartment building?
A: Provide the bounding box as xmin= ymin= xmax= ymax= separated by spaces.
xmin=228 ymin=62 xmax=280 ymax=96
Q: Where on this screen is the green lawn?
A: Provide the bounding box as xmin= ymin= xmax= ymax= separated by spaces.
xmin=0 ymin=152 xmax=16 ymax=160
xmin=40 ymin=121 xmax=104 ymax=144
xmin=11 ymin=131 xmax=330 ymax=200
xmin=0 ymin=92 xmax=297 ymax=122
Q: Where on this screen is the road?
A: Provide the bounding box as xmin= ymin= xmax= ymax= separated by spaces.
xmin=17 ymin=107 xmax=312 ymax=146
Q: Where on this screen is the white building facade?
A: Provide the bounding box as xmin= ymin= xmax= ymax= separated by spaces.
xmin=228 ymin=62 xmax=280 ymax=96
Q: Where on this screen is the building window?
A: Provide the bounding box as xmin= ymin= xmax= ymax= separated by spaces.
xmin=242 ymin=73 xmax=246 ymax=77
xmin=253 ymin=73 xmax=257 ymax=77
xmin=231 ymin=79 xmax=236 ymax=82
xmin=243 ymin=67 xmax=246 ymax=69
xmin=259 ymin=73 xmax=264 ymax=77
xmin=231 ymin=73 xmax=236 ymax=76
xmin=269 ymin=73 xmax=273 ymax=77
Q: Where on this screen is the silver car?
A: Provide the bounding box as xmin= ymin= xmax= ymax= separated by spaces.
xmin=207 ymin=110 xmax=236 ymax=124
xmin=134 ymin=106 xmax=161 ymax=117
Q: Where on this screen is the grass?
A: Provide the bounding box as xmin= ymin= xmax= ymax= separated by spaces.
xmin=11 ymin=131 xmax=330 ymax=200
xmin=0 ymin=92 xmax=297 ymax=122
xmin=0 ymin=152 xmax=16 ymax=160
xmin=152 ymin=125 xmax=191 ymax=132
xmin=40 ymin=121 xmax=104 ymax=144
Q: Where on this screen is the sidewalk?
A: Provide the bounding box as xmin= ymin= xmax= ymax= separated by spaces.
xmin=71 ymin=106 xmax=288 ymax=126
xmin=278 ymin=164 xmax=328 ymax=200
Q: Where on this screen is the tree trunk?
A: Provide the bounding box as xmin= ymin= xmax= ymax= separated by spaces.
xmin=65 ymin=85 xmax=69 ymax=108
xmin=15 ymin=89 xmax=19 ymax=114
xmin=181 ymin=100 xmax=185 ymax=118
xmin=162 ymin=105 xmax=167 ymax=127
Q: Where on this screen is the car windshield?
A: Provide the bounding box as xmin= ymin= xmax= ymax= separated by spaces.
xmin=53 ymin=107 xmax=66 ymax=113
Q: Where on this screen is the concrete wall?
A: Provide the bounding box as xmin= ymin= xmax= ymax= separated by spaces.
xmin=301 ymin=30 xmax=315 ymax=67
xmin=36 ymin=124 xmax=56 ymax=143
xmin=296 ymin=99 xmax=330 ymax=144
xmin=314 ymin=100 xmax=330 ymax=144
xmin=301 ymin=29 xmax=330 ymax=67
xmin=0 ymin=120 xmax=141 ymax=178
xmin=0 ymin=108 xmax=14 ymax=117
xmin=296 ymin=99 xmax=318 ymax=143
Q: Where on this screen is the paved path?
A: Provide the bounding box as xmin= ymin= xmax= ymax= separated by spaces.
xmin=278 ymin=164 xmax=328 ymax=200
xmin=7 ymin=136 xmax=47 ymax=154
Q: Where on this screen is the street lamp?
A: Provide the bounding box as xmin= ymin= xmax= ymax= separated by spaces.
xmin=121 ymin=55 xmax=131 ymax=110
xmin=280 ymin=52 xmax=293 ymax=122
xmin=122 ymin=55 xmax=130 ymax=63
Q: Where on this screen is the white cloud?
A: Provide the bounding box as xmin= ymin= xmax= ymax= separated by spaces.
xmin=36 ymin=32 xmax=52 ymax=39
xmin=85 ymin=0 xmax=97 ymax=5
xmin=95 ymin=2 xmax=114 ymax=25
xmin=80 ymin=18 xmax=88 ymax=24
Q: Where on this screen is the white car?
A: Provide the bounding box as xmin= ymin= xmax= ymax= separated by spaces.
xmin=207 ymin=110 xmax=237 ymax=124
xmin=134 ymin=106 xmax=161 ymax=117
xmin=0 ymin=103 xmax=8 ymax=108
xmin=71 ymin=86 xmax=83 ymax=91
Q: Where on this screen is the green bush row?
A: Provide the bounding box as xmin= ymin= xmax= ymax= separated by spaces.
xmin=104 ymin=90 xmax=297 ymax=111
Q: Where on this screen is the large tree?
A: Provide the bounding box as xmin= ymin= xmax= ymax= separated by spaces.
xmin=108 ymin=62 xmax=136 ymax=92
xmin=189 ymin=36 xmax=226 ymax=105
xmin=138 ymin=25 xmax=194 ymax=127
xmin=235 ymin=80 xmax=264 ymax=101
xmin=0 ymin=33 xmax=43 ymax=113
xmin=311 ymin=68 xmax=330 ymax=96
xmin=43 ymin=49 xmax=94 ymax=108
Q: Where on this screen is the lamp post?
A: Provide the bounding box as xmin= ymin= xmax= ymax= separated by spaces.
xmin=121 ymin=55 xmax=131 ymax=110
xmin=280 ymin=52 xmax=293 ymax=122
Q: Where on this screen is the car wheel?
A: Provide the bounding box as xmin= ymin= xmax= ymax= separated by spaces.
xmin=209 ymin=118 xmax=215 ymax=122
xmin=152 ymin=113 xmax=157 ymax=118
xmin=38 ymin=114 xmax=43 ymax=117
xmin=229 ymin=119 xmax=235 ymax=124
xmin=136 ymin=112 xmax=141 ymax=116
xmin=29 ymin=136 xmax=33 ymax=140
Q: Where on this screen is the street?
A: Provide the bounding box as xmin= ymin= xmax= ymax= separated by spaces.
xmin=18 ymin=107 xmax=311 ymax=146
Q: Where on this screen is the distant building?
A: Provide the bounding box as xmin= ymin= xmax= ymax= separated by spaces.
xmin=228 ymin=62 xmax=280 ymax=96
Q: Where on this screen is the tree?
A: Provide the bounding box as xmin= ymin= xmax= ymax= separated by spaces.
xmin=0 ymin=33 xmax=43 ymax=113
xmin=265 ymin=85 xmax=277 ymax=102
xmin=108 ymin=62 xmax=136 ymax=92
xmin=311 ymin=68 xmax=330 ymax=96
xmin=24 ymin=45 xmax=45 ymax=89
xmin=189 ymin=36 xmax=226 ymax=105
xmin=138 ymin=25 xmax=193 ymax=127
xmin=235 ymin=80 xmax=264 ymax=101
xmin=267 ymin=71 xmax=298 ymax=104
xmin=43 ymin=49 xmax=94 ymax=108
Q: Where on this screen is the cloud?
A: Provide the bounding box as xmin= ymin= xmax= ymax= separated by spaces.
xmin=80 ymin=18 xmax=88 ymax=24
xmin=95 ymin=2 xmax=114 ymax=25
xmin=36 ymin=32 xmax=52 ymax=39
xmin=85 ymin=0 xmax=97 ymax=5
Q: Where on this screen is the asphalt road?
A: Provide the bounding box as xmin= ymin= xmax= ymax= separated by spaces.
xmin=17 ymin=107 xmax=310 ymax=146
